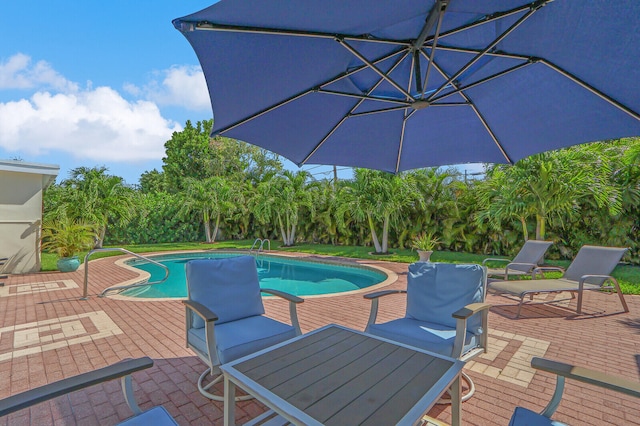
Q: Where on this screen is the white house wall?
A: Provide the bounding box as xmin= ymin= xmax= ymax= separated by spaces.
xmin=0 ymin=161 xmax=58 ymax=274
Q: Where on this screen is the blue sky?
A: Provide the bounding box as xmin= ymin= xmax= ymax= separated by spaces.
xmin=0 ymin=1 xmax=483 ymax=185
xmin=0 ymin=1 xmax=354 ymax=185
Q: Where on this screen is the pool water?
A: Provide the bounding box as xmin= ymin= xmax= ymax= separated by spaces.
xmin=121 ymin=252 xmax=386 ymax=298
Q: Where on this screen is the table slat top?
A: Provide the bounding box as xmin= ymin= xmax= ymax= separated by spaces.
xmin=226 ymin=325 xmax=462 ymax=425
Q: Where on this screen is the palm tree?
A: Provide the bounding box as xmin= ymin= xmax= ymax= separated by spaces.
xmin=58 ymin=166 xmax=134 ymax=248
xmin=476 ymin=147 xmax=621 ymax=241
xmin=337 ymin=169 xmax=421 ymax=253
xmin=251 ymin=171 xmax=316 ymax=246
xmin=407 ymin=168 xmax=463 ymax=249
xmin=182 ymin=176 xmax=240 ymax=243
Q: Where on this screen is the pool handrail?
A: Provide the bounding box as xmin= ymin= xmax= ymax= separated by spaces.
xmin=81 ymin=248 xmax=170 ymax=300
xmin=250 ymin=238 xmax=271 ymax=254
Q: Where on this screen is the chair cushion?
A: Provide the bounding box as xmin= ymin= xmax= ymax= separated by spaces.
xmin=186 ymin=256 xmax=265 ymax=328
xmin=367 ymin=318 xmax=479 ymax=357
xmin=188 ymin=315 xmax=297 ymax=364
xmin=508 ymin=407 xmax=568 ymax=426
xmin=118 ymin=406 xmax=178 ymax=426
xmin=406 ymin=262 xmax=485 ymax=334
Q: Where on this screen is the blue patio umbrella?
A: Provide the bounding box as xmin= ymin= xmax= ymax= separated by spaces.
xmin=173 ymin=0 xmax=640 ymax=173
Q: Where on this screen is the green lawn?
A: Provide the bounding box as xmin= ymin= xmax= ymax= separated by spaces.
xmin=41 ymin=240 xmax=640 ymax=295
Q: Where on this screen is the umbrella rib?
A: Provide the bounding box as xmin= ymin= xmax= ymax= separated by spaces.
xmin=428 ymin=60 xmax=513 ymax=164
xmin=541 ymin=59 xmax=640 ymax=121
xmin=338 ymin=39 xmax=413 ymax=100
xmin=350 ymin=105 xmax=415 ymax=117
xmin=467 ymin=102 xmax=513 ymax=164
xmin=434 ymin=45 xmax=532 ymax=61
xmin=213 ymin=48 xmax=407 ymax=136
xmin=317 ymin=89 xmax=410 ymax=106
xmin=413 ymin=0 xmax=448 ymax=95
xmin=300 ymin=51 xmax=411 ymax=166
xmin=426 ymin=2 xmax=545 ymax=102
xmin=427 ymin=59 xmax=533 ymax=103
xmin=396 ymin=115 xmax=409 ymax=174
xmin=419 ymin=0 xmax=448 ymax=99
xmin=188 ymin=22 xmax=411 ymax=47
xmin=433 ymin=1 xmax=546 ymax=42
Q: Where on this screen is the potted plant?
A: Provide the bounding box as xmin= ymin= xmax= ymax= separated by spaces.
xmin=41 ymin=218 xmax=96 ymax=272
xmin=411 ymin=232 xmax=440 ymax=261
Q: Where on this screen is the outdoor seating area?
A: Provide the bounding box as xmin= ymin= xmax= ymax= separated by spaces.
xmin=4 ymin=0 xmax=640 ymax=424
xmin=0 ymin=252 xmax=638 ymax=425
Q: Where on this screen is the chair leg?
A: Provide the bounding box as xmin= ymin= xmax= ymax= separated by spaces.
xmin=436 ymin=371 xmax=475 ymax=404
xmin=516 ymin=297 xmax=525 ymax=319
xmin=198 ymin=367 xmax=253 ymax=402
xmin=611 ymin=280 xmax=630 ymax=313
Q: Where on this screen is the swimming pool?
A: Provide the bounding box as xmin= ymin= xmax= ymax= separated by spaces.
xmin=119 ymin=252 xmax=388 ymax=299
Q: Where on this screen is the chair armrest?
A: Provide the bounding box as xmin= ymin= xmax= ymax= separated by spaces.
xmin=364 ymin=290 xmax=407 ymax=330
xmin=183 ymin=300 xmax=218 ymax=323
xmin=452 ymin=303 xmax=492 ymax=320
xmin=451 ymin=303 xmax=491 ymax=359
xmin=532 ymin=357 xmax=640 ymax=399
xmin=578 ymin=274 xmax=614 ymax=286
xmin=260 ymin=288 xmax=304 ymax=304
xmin=260 ymin=289 xmax=304 ymax=335
xmin=363 ymin=289 xmax=406 ymax=300
xmin=0 ymin=357 xmax=153 ymax=417
xmin=482 ymin=257 xmax=511 ymax=266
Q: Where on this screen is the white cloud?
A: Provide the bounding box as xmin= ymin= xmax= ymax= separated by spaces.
xmin=126 ymin=65 xmax=210 ymax=111
xmin=0 ymin=53 xmax=78 ymax=92
xmin=0 ymin=87 xmax=182 ymax=162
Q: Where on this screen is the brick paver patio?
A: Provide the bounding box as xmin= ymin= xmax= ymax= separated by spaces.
xmin=1 ymin=251 xmax=638 ymax=425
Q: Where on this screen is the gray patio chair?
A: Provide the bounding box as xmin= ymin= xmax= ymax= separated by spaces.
xmin=184 ymin=255 xmax=303 ymax=401
xmin=509 ymin=357 xmax=640 ymax=425
xmin=0 ymin=357 xmax=177 ymax=425
xmin=364 ymin=262 xmax=490 ymax=403
xmin=489 ymin=245 xmax=629 ymax=318
xmin=483 ymin=240 xmax=554 ymax=279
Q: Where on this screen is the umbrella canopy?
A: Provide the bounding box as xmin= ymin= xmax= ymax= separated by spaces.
xmin=173 ymin=0 xmax=640 ymax=173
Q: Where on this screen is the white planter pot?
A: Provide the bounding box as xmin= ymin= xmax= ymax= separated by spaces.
xmin=417 ymin=250 xmax=433 ymax=261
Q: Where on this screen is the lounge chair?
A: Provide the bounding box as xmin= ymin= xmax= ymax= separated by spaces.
xmin=0 ymin=357 xmax=177 ymax=425
xmin=364 ymin=262 xmax=490 ymax=403
xmin=483 ymin=240 xmax=553 ymax=279
xmin=509 ymin=357 xmax=640 ymax=425
xmin=184 ymin=255 xmax=303 ymax=401
xmin=489 ymin=245 xmax=629 ymax=318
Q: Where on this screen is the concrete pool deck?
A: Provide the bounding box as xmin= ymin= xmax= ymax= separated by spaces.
xmin=0 ymin=251 xmax=639 ymax=425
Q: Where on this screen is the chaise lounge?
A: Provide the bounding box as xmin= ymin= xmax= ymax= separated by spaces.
xmin=483 ymin=240 xmax=553 ymax=280
xmin=489 ymin=245 xmax=629 ymax=318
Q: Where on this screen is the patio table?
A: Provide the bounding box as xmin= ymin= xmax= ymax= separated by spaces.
xmin=221 ymin=324 xmax=464 ymax=425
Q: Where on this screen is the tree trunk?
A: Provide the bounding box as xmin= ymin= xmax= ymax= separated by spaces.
xmin=536 ymin=214 xmax=545 ymax=240
xmin=204 ymin=221 xmax=212 ymax=243
xmin=520 ymin=216 xmax=529 ymax=241
xmin=203 ymin=210 xmax=212 ymax=242
xmin=278 ymin=215 xmax=288 ymax=246
xmin=211 ymin=214 xmax=220 ymax=244
xmin=381 ymin=215 xmax=389 ymax=253
xmin=95 ymin=225 xmax=106 ymax=249
xmin=289 ymin=223 xmax=297 ymax=246
xmin=367 ymin=214 xmax=382 ymax=253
